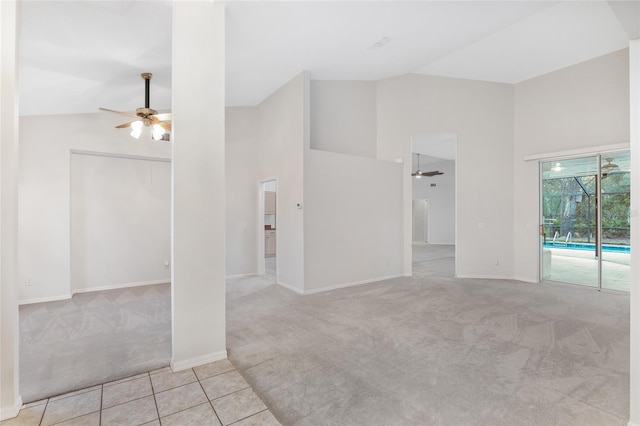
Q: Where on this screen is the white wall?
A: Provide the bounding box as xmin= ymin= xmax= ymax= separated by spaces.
xmin=171 ymin=1 xmax=226 ymax=370
xmin=70 ymin=154 xmax=170 ymax=292
xmin=226 ymin=107 xmax=259 ymax=277
xmin=256 ymin=73 xmax=307 ymax=292
xmin=412 ymin=199 xmax=427 ymax=242
xmin=412 ymin=159 xmax=455 ymax=245
xmin=629 ymin=38 xmax=639 ymax=426
xmin=18 ymin=114 xmax=171 ymax=303
xmin=0 ymin=0 xmax=21 ymax=419
xmin=310 ymin=80 xmax=377 ymax=158
xmin=303 ymin=149 xmax=403 ymax=292
xmin=377 ymin=74 xmax=515 ymax=279
xmin=513 ymin=48 xmax=630 ymax=282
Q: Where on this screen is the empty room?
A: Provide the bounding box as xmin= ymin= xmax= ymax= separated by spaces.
xmin=1 ymin=1 xmax=639 ymax=425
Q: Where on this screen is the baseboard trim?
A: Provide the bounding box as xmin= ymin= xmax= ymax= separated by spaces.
xmin=170 ymin=350 xmax=228 ymax=372
xmin=628 ymin=421 xmax=640 ymax=426
xmin=19 ymin=294 xmax=71 ymax=305
xmin=19 ymin=280 xmax=170 ymax=305
xmin=456 ymin=274 xmax=515 ymax=281
xmin=513 ymin=276 xmax=539 ymax=283
xmin=277 ymin=281 xmax=304 ymax=294
xmin=303 ymin=274 xmax=404 ymax=295
xmin=226 ymin=273 xmax=257 ymax=279
xmin=0 ymin=396 xmax=22 ymax=421
xmin=72 ymin=280 xmax=170 ymax=295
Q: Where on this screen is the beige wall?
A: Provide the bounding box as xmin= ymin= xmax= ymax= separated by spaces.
xmin=310 ymin=80 xmax=377 ymax=158
xmin=513 ymin=48 xmax=630 ymax=282
xmin=18 ymin=114 xmax=171 ymax=303
xmin=225 ymin=107 xmax=259 ymax=277
xmin=377 ymin=74 xmax=515 ymax=279
xmin=256 ymin=72 xmax=307 ymax=292
xmin=303 ymin=149 xmax=403 ymax=292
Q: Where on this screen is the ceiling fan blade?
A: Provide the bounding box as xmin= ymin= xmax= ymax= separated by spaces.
xmin=153 ymin=112 xmax=172 ymax=121
xmin=115 ymin=121 xmax=138 ymax=129
xmin=150 ymin=118 xmax=171 ymax=131
xmin=157 ymin=121 xmax=172 ymax=131
xmin=99 ymin=107 xmax=139 ymax=119
xmin=423 ymin=171 xmax=443 ymax=176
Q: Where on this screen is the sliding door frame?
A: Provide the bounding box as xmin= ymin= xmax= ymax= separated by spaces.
xmin=539 ymin=149 xmax=629 ymax=292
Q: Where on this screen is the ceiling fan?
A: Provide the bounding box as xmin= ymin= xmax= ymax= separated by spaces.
xmin=100 ymin=72 xmax=171 ymax=140
xmin=412 ymin=153 xmax=443 ymax=178
xmin=601 ymin=157 xmax=619 ymax=179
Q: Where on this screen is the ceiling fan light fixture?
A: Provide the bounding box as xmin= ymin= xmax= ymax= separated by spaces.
xmin=130 ymin=120 xmax=143 ymax=139
xmin=601 ymin=157 xmax=619 ymax=174
xmin=551 ymin=162 xmax=562 ymax=172
xmin=100 ymin=72 xmax=171 ymax=141
xmin=152 ymin=124 xmax=166 ymax=140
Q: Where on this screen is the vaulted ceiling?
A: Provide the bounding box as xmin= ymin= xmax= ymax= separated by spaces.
xmin=18 ymin=1 xmax=637 ymax=116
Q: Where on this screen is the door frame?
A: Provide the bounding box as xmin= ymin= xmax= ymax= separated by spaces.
xmin=257 ymin=178 xmax=277 ymax=277
xmin=539 ymin=150 xmax=629 ymax=291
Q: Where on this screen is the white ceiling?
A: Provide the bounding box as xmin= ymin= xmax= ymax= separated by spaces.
xmin=412 ymin=153 xmax=453 ymax=172
xmin=412 ymin=133 xmax=457 ymax=161
xmin=18 ymin=0 xmax=636 ymax=116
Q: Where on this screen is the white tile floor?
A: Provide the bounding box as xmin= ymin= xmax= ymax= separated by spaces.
xmin=1 ymin=359 xmax=280 ymax=426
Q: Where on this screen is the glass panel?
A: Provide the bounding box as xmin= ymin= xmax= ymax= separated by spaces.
xmin=541 ymin=156 xmax=599 ymax=287
xmin=601 ymin=151 xmax=631 ymax=291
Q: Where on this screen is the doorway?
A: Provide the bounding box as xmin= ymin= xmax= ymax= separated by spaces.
xmin=411 ymin=133 xmax=457 ymax=277
xmin=540 ymin=151 xmax=630 ymax=291
xmin=260 ymin=180 xmax=277 ymax=282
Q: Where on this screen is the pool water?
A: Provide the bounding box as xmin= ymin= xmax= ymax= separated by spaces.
xmin=543 ymin=242 xmax=630 ymax=253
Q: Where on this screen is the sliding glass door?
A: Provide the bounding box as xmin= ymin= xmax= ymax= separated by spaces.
xmin=541 ymin=156 xmax=599 ymax=287
xmin=540 ymin=152 xmax=630 ymax=291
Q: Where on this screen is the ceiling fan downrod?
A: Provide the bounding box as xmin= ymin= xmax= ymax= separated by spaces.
xmin=136 ymin=73 xmax=157 ymax=119
xmin=142 ymin=72 xmax=152 ymax=109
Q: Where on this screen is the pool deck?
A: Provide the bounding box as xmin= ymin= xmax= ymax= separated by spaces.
xmin=544 ymin=247 xmax=630 ymax=291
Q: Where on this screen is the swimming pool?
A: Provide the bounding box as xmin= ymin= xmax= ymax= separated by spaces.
xmin=543 ymin=242 xmax=630 ymax=253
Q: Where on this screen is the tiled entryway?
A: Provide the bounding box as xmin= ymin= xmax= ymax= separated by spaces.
xmin=1 ymin=359 xmax=280 ymax=426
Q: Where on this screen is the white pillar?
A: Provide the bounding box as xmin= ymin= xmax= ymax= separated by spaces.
xmin=170 ymin=1 xmax=226 ymax=371
xmin=629 ymin=38 xmax=640 ymax=426
xmin=0 ymin=0 xmax=22 ymax=420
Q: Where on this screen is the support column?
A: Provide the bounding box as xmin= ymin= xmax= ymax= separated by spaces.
xmin=171 ymin=1 xmax=226 ymax=370
xmin=0 ymin=0 xmax=22 ymax=420
xmin=629 ymin=38 xmax=640 ymax=426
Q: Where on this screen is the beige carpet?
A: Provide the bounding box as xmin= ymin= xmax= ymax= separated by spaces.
xmin=20 ymin=283 xmax=171 ymax=402
xmin=19 ymin=245 xmax=630 ymax=425
xmin=227 ymin=244 xmax=629 ymax=425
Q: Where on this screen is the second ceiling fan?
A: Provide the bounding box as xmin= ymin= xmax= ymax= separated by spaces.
xmin=412 ymin=153 xmax=443 ymax=178
xmin=100 ymin=72 xmax=171 ymax=140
